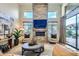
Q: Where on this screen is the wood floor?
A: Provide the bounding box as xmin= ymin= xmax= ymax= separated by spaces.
xmin=53 ymin=44 xmax=77 ymax=56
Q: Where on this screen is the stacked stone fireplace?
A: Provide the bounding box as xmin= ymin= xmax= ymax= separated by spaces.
xmin=33 ymin=3 xmax=48 ymax=43
xmin=33 ymin=29 xmax=48 ymax=43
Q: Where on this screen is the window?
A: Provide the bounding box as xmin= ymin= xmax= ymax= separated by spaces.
xmin=66 ymin=16 xmax=76 ymax=47
xmin=24 ymin=12 xmax=33 ymax=18
xmin=48 ymin=12 xmax=56 ymax=18
xmin=66 ymin=6 xmax=79 ymax=49
xmin=48 ymin=23 xmax=57 ymax=38
xmin=23 ymin=23 xmax=32 ymax=34
xmin=77 ymin=14 xmax=79 ymax=49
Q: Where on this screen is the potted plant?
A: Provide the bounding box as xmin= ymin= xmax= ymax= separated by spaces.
xmin=13 ymin=28 xmax=22 ymax=46
xmin=29 ymin=38 xmax=37 ymax=46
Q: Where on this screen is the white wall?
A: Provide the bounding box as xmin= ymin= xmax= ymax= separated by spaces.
xmin=19 ymin=3 xmax=62 ymax=42
xmin=48 ymin=3 xmax=61 ymax=20
xmin=0 ymin=3 xmax=19 ymax=28
xmin=61 ymin=3 xmax=68 ymax=16
xmin=0 ymin=3 xmax=19 ymax=19
xmin=19 ymin=3 xmax=33 ymax=39
xmin=0 ymin=3 xmax=19 ymax=45
xmin=19 ymin=3 xmax=32 ymax=19
xmin=48 ymin=3 xmax=62 ymax=41
xmin=19 ymin=3 xmax=62 ymax=20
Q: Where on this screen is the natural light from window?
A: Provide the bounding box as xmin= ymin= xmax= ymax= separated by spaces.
xmin=24 ymin=12 xmax=33 ymax=18
xmin=23 ymin=23 xmax=32 ymax=33
xmin=24 ymin=12 xmax=56 ymax=19
xmin=48 ymin=12 xmax=56 ymax=18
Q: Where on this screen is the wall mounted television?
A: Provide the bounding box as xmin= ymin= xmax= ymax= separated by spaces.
xmin=33 ymin=20 xmax=47 ymax=28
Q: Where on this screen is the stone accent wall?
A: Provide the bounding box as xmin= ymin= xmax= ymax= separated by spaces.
xmin=33 ymin=3 xmax=48 ymax=43
xmin=33 ymin=3 xmax=48 ymax=19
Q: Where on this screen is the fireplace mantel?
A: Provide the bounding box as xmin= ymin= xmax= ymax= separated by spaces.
xmin=33 ymin=28 xmax=47 ymax=32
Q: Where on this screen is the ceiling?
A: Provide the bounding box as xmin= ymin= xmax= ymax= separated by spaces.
xmin=19 ymin=3 xmax=62 ymax=6
xmin=19 ymin=3 xmax=62 ymax=11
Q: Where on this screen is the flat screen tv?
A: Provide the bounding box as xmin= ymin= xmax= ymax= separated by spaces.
xmin=33 ymin=20 xmax=47 ymax=28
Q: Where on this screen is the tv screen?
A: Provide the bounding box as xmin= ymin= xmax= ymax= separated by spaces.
xmin=36 ymin=32 xmax=45 ymax=36
xmin=33 ymin=20 xmax=47 ymax=28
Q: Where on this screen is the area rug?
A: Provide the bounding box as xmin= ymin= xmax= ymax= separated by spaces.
xmin=0 ymin=43 xmax=54 ymax=56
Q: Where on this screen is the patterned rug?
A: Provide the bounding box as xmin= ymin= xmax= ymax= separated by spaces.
xmin=0 ymin=43 xmax=54 ymax=56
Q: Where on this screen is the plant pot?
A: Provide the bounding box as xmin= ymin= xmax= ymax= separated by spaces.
xmin=8 ymin=39 xmax=12 ymax=48
xmin=14 ymin=39 xmax=19 ymax=46
xmin=1 ymin=44 xmax=9 ymax=53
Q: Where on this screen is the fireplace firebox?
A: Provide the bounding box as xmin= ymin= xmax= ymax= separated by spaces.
xmin=36 ymin=32 xmax=45 ymax=36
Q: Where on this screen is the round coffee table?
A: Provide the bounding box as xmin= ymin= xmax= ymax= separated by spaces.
xmin=22 ymin=43 xmax=44 ymax=55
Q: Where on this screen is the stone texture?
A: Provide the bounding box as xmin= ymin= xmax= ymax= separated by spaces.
xmin=33 ymin=3 xmax=48 ymax=19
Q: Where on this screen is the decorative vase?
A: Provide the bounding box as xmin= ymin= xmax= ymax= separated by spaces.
xmin=29 ymin=38 xmax=37 ymax=46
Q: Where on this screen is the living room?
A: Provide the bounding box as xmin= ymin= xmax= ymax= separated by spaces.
xmin=0 ymin=3 xmax=79 ymax=56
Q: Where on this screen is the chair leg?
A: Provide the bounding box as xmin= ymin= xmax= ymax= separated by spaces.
xmin=22 ymin=48 xmax=24 ymax=55
xmin=41 ymin=47 xmax=44 ymax=52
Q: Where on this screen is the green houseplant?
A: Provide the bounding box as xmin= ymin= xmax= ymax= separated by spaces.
xmin=13 ymin=28 xmax=22 ymax=46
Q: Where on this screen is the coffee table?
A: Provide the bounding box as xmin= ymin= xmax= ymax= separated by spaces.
xmin=22 ymin=43 xmax=44 ymax=56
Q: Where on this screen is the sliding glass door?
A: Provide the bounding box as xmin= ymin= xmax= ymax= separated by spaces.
xmin=77 ymin=14 xmax=79 ymax=49
xmin=66 ymin=16 xmax=76 ymax=47
xmin=66 ymin=6 xmax=79 ymax=49
xmin=66 ymin=14 xmax=79 ymax=49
